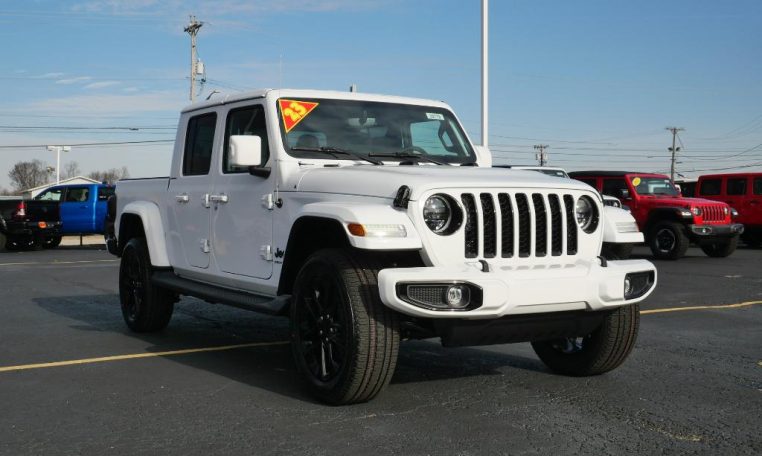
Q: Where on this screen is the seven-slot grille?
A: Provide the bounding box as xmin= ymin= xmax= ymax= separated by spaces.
xmin=699 ymin=204 xmax=726 ymax=223
xmin=461 ymin=192 xmax=579 ymax=259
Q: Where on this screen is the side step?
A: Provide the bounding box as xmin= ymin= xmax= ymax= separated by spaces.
xmin=152 ymin=271 xmax=289 ymax=316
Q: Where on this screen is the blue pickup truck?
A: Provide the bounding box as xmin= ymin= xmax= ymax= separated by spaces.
xmin=34 ymin=183 xmax=115 ymax=242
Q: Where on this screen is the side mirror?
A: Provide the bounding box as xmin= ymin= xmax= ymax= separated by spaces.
xmin=619 ymin=189 xmax=630 ymax=199
xmin=229 ymin=135 xmax=263 ymax=168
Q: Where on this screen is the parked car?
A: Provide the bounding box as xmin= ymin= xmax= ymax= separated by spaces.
xmin=696 ymin=172 xmax=762 ymax=247
xmin=107 ymin=89 xmax=656 ymax=404
xmin=674 ymin=178 xmax=697 ymax=198
xmin=495 ymin=165 xmax=643 ymax=259
xmin=35 ymin=183 xmax=115 ymax=236
xmin=0 ymin=196 xmax=62 ymax=251
xmin=569 ymin=171 xmax=743 ymax=260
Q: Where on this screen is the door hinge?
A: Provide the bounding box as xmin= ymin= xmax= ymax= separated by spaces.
xmin=201 ymin=238 xmax=210 ymax=253
xmin=260 ymin=244 xmax=273 ymax=261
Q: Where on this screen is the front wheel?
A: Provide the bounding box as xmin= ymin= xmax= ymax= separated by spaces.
xmin=531 ymin=304 xmax=640 ymax=376
xmin=290 ymin=248 xmax=400 ymax=405
xmin=700 ymin=236 xmax=738 ymax=258
xmin=648 ymin=222 xmax=689 ymax=260
xmin=119 ymin=237 xmax=175 ymax=332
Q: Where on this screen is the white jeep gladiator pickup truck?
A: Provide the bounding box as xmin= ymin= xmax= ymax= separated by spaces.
xmin=106 ymin=89 xmax=657 ymax=404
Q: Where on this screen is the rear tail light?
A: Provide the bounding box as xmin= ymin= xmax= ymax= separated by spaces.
xmin=13 ymin=201 xmax=26 ymax=220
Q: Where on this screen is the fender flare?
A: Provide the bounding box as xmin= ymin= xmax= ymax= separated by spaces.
xmin=602 ymin=206 xmax=644 ymax=244
xmin=119 ymin=201 xmax=170 ymax=267
xmin=296 ymin=202 xmax=422 ymax=250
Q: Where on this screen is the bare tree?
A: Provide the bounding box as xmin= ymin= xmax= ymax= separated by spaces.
xmin=62 ymin=161 xmax=81 ymax=180
xmin=8 ymin=160 xmax=50 ymax=191
xmin=88 ymin=166 xmax=129 ymax=184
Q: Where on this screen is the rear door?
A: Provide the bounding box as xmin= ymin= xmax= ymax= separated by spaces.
xmin=60 ymin=186 xmax=93 ymax=233
xmin=94 ymin=186 xmax=114 ymax=233
xmin=749 ymin=176 xmax=762 ymax=225
xmin=167 ymin=111 xmax=218 ymax=270
xmin=725 ymin=176 xmax=748 ymax=223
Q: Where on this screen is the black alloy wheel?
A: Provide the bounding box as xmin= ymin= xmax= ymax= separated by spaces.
xmin=118 ymin=237 xmax=174 ymax=332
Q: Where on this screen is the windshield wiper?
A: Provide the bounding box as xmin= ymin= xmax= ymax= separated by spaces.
xmin=369 ymin=151 xmax=448 ymax=166
xmin=290 ymin=146 xmax=383 ymax=165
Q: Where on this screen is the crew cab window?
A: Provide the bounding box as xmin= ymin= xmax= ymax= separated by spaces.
xmin=65 ymin=187 xmax=89 ymax=202
xmin=755 ymin=178 xmax=762 ymax=195
xmin=183 ymin=113 xmax=217 ymax=176
xmin=36 ymin=188 xmax=63 ymax=201
xmin=97 ymin=187 xmax=115 ymax=201
xmin=726 ymin=178 xmax=747 ymax=196
xmin=602 ymin=178 xmax=628 ymax=198
xmin=699 ymin=179 xmax=721 ymax=196
xmin=223 ymin=105 xmax=270 ymax=173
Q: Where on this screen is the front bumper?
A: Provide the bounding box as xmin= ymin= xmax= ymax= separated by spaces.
xmin=377 ymin=258 xmax=657 ymax=319
xmin=687 ymin=223 xmax=744 ymax=238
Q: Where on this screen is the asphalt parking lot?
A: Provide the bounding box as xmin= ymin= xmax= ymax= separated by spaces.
xmin=1 ymin=244 xmax=760 ymax=455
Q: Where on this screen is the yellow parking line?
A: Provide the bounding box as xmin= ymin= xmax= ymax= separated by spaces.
xmin=641 ymin=300 xmax=762 ymax=315
xmin=0 ymin=341 xmax=289 ymax=373
xmin=0 ymin=259 xmax=118 ymax=267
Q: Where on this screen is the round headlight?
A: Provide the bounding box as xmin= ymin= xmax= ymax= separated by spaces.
xmin=423 ymin=195 xmax=452 ymax=233
xmin=691 ymin=206 xmax=703 ymax=216
xmin=575 ymin=196 xmax=599 ymax=233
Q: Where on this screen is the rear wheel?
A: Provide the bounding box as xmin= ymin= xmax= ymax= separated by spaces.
xmin=531 ymin=304 xmax=640 ymax=376
xmin=119 ymin=237 xmax=175 ymax=332
xmin=648 ymin=222 xmax=689 ymax=260
xmin=601 ymin=242 xmax=634 ymax=260
xmin=700 ymin=236 xmax=738 ymax=258
xmin=43 ymin=235 xmax=62 ymax=249
xmin=290 ymin=248 xmax=400 ymax=405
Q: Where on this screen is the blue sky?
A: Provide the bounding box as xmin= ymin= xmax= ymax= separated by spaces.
xmin=1 ymin=0 xmax=761 ymax=189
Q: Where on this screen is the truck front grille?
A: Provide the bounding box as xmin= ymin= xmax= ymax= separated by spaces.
xmin=699 ymin=205 xmax=726 ymax=222
xmin=461 ymin=192 xmax=579 ymax=260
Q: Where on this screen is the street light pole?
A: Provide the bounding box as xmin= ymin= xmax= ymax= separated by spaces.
xmin=47 ymin=145 xmax=71 ymax=184
xmin=481 ymin=0 xmax=489 ymax=147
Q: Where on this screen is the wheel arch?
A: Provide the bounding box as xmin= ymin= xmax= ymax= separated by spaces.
xmin=117 ymin=201 xmax=170 ymax=267
xmin=644 ymin=207 xmax=689 ymax=233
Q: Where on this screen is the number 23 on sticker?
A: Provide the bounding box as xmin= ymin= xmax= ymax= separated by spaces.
xmin=279 ymin=99 xmax=319 ymax=132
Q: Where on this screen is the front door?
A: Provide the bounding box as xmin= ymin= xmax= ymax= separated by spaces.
xmin=167 ymin=112 xmax=218 ymax=270
xmin=211 ymin=103 xmax=274 ymax=280
xmin=60 ymin=186 xmax=93 ymax=233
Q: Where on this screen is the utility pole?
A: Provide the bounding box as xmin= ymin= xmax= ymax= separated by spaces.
xmin=481 ymin=0 xmax=488 ymax=147
xmin=534 ymin=144 xmax=549 ymax=166
xmin=665 ymin=127 xmax=684 ymax=182
xmin=184 ymin=15 xmax=203 ymax=102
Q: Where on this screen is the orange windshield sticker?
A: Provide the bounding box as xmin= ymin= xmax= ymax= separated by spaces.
xmin=279 ymin=99 xmax=319 ymax=132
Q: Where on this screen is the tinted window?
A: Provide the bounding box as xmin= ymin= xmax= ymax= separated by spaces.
xmin=183 ymin=113 xmax=217 ymax=176
xmin=755 ymin=178 xmax=762 ymax=195
xmin=65 ymin=187 xmax=89 ymax=202
xmin=699 ymin=178 xmax=721 ymax=196
xmin=726 ymin=178 xmax=747 ymax=196
xmin=223 ymin=105 xmax=269 ymax=173
xmin=602 ymin=178 xmax=628 ymax=198
xmin=577 ymin=178 xmax=597 ymax=189
xmin=97 ymin=187 xmax=115 ymax=201
xmin=36 ymin=188 xmax=63 ymax=201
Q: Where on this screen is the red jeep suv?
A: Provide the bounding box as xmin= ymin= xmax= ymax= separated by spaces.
xmin=696 ymin=172 xmax=762 ymax=247
xmin=569 ymin=171 xmax=743 ymax=260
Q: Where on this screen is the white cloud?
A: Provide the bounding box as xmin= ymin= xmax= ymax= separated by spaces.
xmin=123 ymin=86 xmax=140 ymax=92
xmin=56 ymin=76 xmax=92 ymax=85
xmin=84 ymin=80 xmax=120 ymax=89
xmin=24 ymin=91 xmax=185 ymax=115
xmin=37 ymin=72 xmax=65 ymax=79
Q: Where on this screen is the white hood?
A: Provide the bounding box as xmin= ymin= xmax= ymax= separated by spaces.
xmin=292 ymin=165 xmax=596 ymax=200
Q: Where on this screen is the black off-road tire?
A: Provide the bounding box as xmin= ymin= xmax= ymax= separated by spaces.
xmin=648 ymin=222 xmax=689 ymax=260
xmin=43 ymin=235 xmax=62 ymax=249
xmin=531 ymin=304 xmax=640 ymax=376
xmin=290 ymin=248 xmax=400 ymax=405
xmin=700 ymin=236 xmax=738 ymax=258
xmin=119 ymin=237 xmax=175 ymax=332
xmin=601 ymin=242 xmax=634 ymax=260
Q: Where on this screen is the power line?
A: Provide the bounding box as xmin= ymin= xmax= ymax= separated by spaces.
xmin=0 ymin=125 xmax=175 ymax=131
xmin=0 ymin=140 xmax=173 ymax=149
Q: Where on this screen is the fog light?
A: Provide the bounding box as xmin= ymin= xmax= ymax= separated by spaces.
xmin=624 ymin=271 xmax=655 ymax=300
xmin=623 ymin=276 xmax=632 ymax=297
xmin=446 ymin=285 xmax=470 ymax=308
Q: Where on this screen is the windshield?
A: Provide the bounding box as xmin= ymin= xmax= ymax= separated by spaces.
xmin=277 ymin=98 xmax=475 ymax=164
xmin=535 ymin=169 xmax=569 ymax=178
xmin=631 ymin=176 xmax=680 ymax=196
